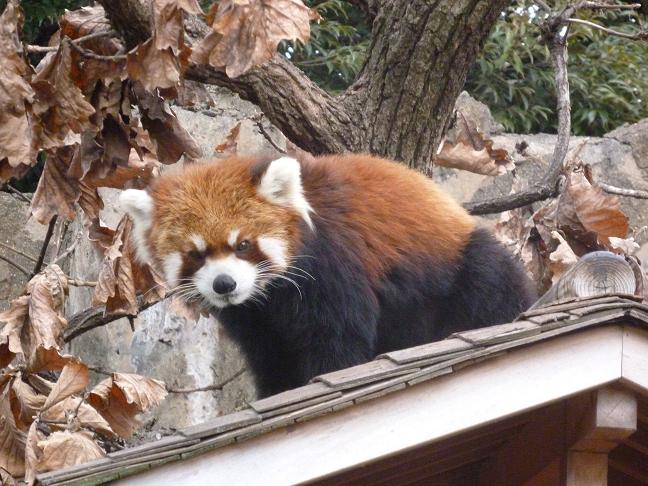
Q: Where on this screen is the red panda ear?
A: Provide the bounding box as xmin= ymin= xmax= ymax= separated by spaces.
xmin=256 ymin=157 xmax=314 ymax=230
xmin=120 ymin=189 xmax=153 ymax=224
xmin=119 ymin=189 xmax=155 ymax=263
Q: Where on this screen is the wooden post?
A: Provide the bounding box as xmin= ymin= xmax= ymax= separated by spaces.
xmin=566 ymin=387 xmax=637 ymax=486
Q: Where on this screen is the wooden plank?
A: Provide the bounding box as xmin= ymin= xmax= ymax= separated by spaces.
xmin=621 ymin=326 xmax=648 ymax=393
xmin=257 ymin=391 xmax=343 ymax=419
xmin=249 ymin=382 xmax=337 ymax=413
xmin=116 ymin=326 xmax=624 ymax=486
xmin=179 ymin=409 xmax=261 ymax=439
xmin=525 ymin=312 xmax=571 ymax=326
xmin=566 ymin=451 xmax=607 ymax=486
xmin=568 ymin=302 xmax=634 ymax=317
xmin=570 ymin=387 xmax=637 ymax=453
xmin=378 ymin=338 xmax=473 ymax=364
xmin=315 ymin=358 xmax=414 ymax=389
xmin=452 ymin=321 xmax=540 ymax=345
xmin=521 ymin=295 xmax=635 ymax=317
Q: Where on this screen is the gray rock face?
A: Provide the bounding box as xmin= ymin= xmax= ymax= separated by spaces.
xmin=0 ymin=193 xmax=53 ymax=311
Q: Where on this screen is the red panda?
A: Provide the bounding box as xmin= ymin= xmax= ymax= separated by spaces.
xmin=121 ymin=154 xmax=535 ymax=397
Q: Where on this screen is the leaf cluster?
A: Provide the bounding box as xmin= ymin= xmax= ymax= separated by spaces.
xmin=465 ymin=2 xmax=648 ymax=136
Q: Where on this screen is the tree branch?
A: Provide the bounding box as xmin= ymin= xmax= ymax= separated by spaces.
xmin=464 ymin=9 xmax=574 ymax=215
xmin=26 ymin=30 xmax=119 ymax=53
xmin=167 ymin=368 xmax=246 ymax=394
xmin=0 ymin=242 xmax=38 ymax=263
xmin=64 ymin=294 xmax=166 ymax=342
xmin=31 ymin=216 xmax=57 ymax=277
xmin=567 ymin=18 xmax=648 ymax=40
xmin=0 ymin=254 xmax=31 ymax=276
xmin=599 ymin=182 xmax=648 ymax=199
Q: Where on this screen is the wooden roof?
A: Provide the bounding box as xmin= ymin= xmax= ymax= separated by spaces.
xmin=35 ymin=294 xmax=648 ymax=485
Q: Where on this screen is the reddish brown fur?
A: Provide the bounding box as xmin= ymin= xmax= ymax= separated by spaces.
xmin=300 ymin=154 xmax=475 ymax=280
xmin=145 ymin=154 xmax=475 ymax=283
xmin=146 ymin=156 xmax=302 ymax=267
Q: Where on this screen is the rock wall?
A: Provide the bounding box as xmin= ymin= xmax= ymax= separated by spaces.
xmin=2 ymin=88 xmax=648 ymax=438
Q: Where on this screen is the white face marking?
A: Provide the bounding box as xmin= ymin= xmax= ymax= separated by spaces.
xmin=194 ymin=255 xmax=257 ymax=308
xmin=190 ymin=234 xmax=207 ymax=252
xmin=162 ymin=252 xmax=183 ymax=288
xmin=257 ymin=157 xmax=315 ymax=231
xmin=257 ymin=236 xmax=288 ymax=269
xmin=227 ymin=229 xmax=240 ymax=248
xmin=119 ymin=189 xmax=154 ymax=263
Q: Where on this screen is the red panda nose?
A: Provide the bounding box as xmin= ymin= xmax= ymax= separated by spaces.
xmin=213 ymin=274 xmax=237 ymax=295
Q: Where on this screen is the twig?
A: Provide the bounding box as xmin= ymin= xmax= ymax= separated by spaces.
xmin=576 ymin=2 xmax=641 ymax=10
xmin=0 ymin=254 xmax=31 ymax=276
xmin=252 ymin=115 xmax=287 ymax=154
xmin=167 ymin=368 xmax=246 ymax=394
xmin=568 ymin=18 xmax=648 ymax=40
xmin=599 ymin=182 xmax=648 ymax=199
xmin=0 ymin=242 xmax=38 ymax=263
xmin=51 ymin=231 xmax=82 ymax=266
xmin=67 ymin=279 xmax=98 ymax=287
xmin=25 ymin=30 xmax=119 ymax=53
xmin=88 ymin=366 xmax=113 ymax=376
xmin=31 ymin=216 xmax=57 ymax=277
xmin=67 ymin=40 xmax=127 ymax=62
xmin=2 ymin=183 xmax=31 ymax=203
xmin=464 ymin=8 xmax=574 ymax=215
xmin=64 ymin=293 xmax=172 ymax=342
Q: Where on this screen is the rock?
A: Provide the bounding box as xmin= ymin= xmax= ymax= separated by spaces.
xmin=453 ymin=91 xmax=505 ymax=136
xmin=434 ymin=126 xmax=648 ymax=235
xmin=605 ymin=119 xmax=648 ymax=174
xmin=0 ymin=193 xmax=53 ymax=311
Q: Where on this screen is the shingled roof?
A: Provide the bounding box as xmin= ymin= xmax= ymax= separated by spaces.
xmin=35 ymin=293 xmax=648 ymax=485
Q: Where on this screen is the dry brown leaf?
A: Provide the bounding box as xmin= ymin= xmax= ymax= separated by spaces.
xmin=41 ymin=361 xmax=89 ymax=412
xmin=31 ymin=41 xmax=95 ymax=149
xmin=42 ymin=397 xmax=114 ymax=437
xmin=0 ymin=387 xmax=26 ymax=477
xmin=548 ymin=231 xmax=578 ymax=285
xmin=36 ymin=430 xmax=104 ymax=473
xmin=135 ymin=86 xmax=202 ymax=163
xmin=10 ymin=375 xmax=46 ymax=429
xmin=93 ymin=216 xmax=138 ymax=315
xmin=21 ymin=266 xmax=68 ymax=367
xmin=0 ymin=0 xmax=38 ymax=177
xmin=26 ymin=348 xmax=77 ymax=374
xmin=557 ymin=170 xmax=629 ymax=248
xmin=215 ymin=122 xmax=241 ymax=154
xmin=0 ymin=296 xmax=29 ymax=368
xmin=193 ymin=0 xmax=311 ymax=77
xmin=25 ymin=375 xmax=54 ymax=396
xmin=0 ymin=467 xmax=17 ymax=486
xmin=87 ymin=373 xmax=166 ymax=438
xmin=436 ymin=112 xmax=513 ymax=176
xmin=30 ymin=147 xmax=80 ymax=225
xmin=24 ymin=420 xmax=43 ymax=486
xmin=608 ymin=236 xmax=640 ymax=256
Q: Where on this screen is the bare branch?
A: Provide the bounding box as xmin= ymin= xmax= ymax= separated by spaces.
xmin=252 ymin=114 xmax=287 ymax=155
xmin=568 ymin=18 xmax=648 ymax=40
xmin=0 ymin=253 xmax=31 ymax=276
xmin=599 ymin=182 xmax=648 ymax=199
xmin=31 ymin=216 xmax=58 ymax=278
xmin=67 ymin=279 xmax=98 ymax=287
xmin=26 ymin=30 xmax=120 ymax=53
xmin=576 ymin=2 xmax=641 ymax=10
xmin=464 ymin=9 xmax=574 ymax=215
xmin=64 ymin=294 xmax=170 ymax=342
xmin=167 ymin=368 xmax=246 ymax=394
xmin=50 ymin=231 xmax=82 ymax=266
xmin=2 ymin=183 xmax=31 ymax=203
xmin=0 ymin=242 xmax=38 ymax=263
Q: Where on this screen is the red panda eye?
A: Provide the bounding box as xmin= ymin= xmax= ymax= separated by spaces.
xmin=188 ymin=250 xmax=204 ymax=261
xmin=236 ymin=240 xmax=251 ymax=252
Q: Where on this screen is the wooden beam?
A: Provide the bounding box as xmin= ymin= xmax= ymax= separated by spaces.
xmin=566 ymin=387 xmax=637 ymax=486
xmin=566 ymin=452 xmax=607 ymax=486
xmin=118 ymin=327 xmax=625 ymax=486
xmin=621 ymin=326 xmax=648 ymax=392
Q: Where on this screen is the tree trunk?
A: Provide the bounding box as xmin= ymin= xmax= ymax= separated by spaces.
xmin=99 ymin=0 xmax=508 ymax=172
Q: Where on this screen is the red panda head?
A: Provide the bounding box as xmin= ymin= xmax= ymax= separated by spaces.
xmin=119 ymin=156 xmax=313 ymax=308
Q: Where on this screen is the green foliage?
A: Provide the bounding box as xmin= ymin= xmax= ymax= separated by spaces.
xmin=282 ymin=0 xmax=370 ymax=93
xmin=465 ymin=2 xmax=648 ymax=136
xmin=1 ymin=0 xmax=89 ymax=43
